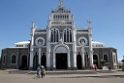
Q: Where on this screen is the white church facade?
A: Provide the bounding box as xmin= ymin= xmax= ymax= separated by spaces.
xmin=0 ymin=0 xmax=118 ymax=70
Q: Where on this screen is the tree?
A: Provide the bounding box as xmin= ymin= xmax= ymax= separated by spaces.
xmin=100 ymin=59 xmax=106 ymax=67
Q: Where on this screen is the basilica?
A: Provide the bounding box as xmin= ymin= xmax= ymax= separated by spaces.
xmin=0 ymin=0 xmax=118 ymax=70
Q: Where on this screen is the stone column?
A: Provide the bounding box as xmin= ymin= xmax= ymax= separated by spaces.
xmin=46 ymin=28 xmax=51 ymax=70
xmin=30 ymin=34 xmax=34 ymax=69
xmin=53 ymin=52 xmax=56 ymax=69
xmin=72 ymin=28 xmax=77 ymax=69
xmin=68 ymin=52 xmax=71 ymax=69
xmin=66 ymin=30 xmax=67 ymax=42
xmin=69 ymin=30 xmax=70 ymax=42
xmin=81 ymin=47 xmax=85 ymax=69
xmin=29 ymin=51 xmax=34 ymax=69
xmin=38 ymin=47 xmax=42 ymax=65
xmin=88 ymin=28 xmax=93 ymax=68
xmin=29 ymin=22 xmax=35 ymax=69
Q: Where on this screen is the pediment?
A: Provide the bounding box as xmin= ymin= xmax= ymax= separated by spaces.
xmin=55 ymin=46 xmax=67 ymax=53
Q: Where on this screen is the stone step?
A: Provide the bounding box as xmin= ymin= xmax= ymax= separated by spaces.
xmin=28 ymin=70 xmax=98 ymax=75
xmin=7 ymin=69 xmax=116 ymax=75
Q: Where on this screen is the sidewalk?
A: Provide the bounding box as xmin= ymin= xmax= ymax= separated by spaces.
xmin=0 ymin=70 xmax=124 ymax=83
xmin=3 ymin=69 xmax=124 ymax=75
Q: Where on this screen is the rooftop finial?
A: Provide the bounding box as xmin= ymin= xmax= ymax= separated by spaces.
xmin=87 ymin=20 xmax=91 ymax=27
xmin=59 ymin=0 xmax=63 ymax=7
xmin=32 ymin=21 xmax=35 ymax=28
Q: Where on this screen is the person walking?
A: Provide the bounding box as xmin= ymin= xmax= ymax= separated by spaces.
xmin=40 ymin=65 xmax=46 ymax=78
xmin=94 ymin=64 xmax=97 ymax=71
xmin=92 ymin=64 xmax=95 ymax=71
xmin=37 ymin=64 xmax=41 ymax=78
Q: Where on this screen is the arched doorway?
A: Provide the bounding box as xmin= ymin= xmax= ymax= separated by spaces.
xmin=33 ymin=52 xmax=38 ymax=70
xmin=41 ymin=53 xmax=46 ymax=68
xmin=53 ymin=45 xmax=70 ymax=69
xmin=77 ymin=55 xmax=82 ymax=69
xmin=85 ymin=52 xmax=89 ymax=68
xmin=56 ymin=53 xmax=67 ymax=69
xmin=93 ymin=55 xmax=98 ymax=67
xmin=21 ymin=55 xmax=27 ymax=70
xmin=104 ymin=54 xmax=108 ymax=62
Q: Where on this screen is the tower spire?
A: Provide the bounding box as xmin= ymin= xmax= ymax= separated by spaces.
xmin=59 ymin=0 xmax=63 ymax=7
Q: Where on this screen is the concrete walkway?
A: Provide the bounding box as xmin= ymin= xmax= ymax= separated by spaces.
xmin=0 ymin=69 xmax=124 ymax=83
xmin=3 ymin=69 xmax=124 ymax=76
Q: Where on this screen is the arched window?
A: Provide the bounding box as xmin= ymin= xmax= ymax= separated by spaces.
xmin=67 ymin=29 xmax=69 ymax=42
xmin=67 ymin=15 xmax=69 ymax=20
xmin=104 ymin=54 xmax=108 ymax=62
xmin=70 ymin=30 xmax=72 ymax=42
xmin=64 ymin=30 xmax=66 ymax=42
xmin=57 ymin=30 xmax=58 ymax=42
xmin=54 ymin=29 xmax=56 ymax=42
xmin=54 ymin=15 xmax=55 ymax=20
xmin=51 ymin=30 xmax=53 ymax=42
xmin=12 ymin=55 xmax=16 ymax=63
xmin=51 ymin=28 xmax=60 ymax=42
xmin=63 ymin=28 xmax=72 ymax=42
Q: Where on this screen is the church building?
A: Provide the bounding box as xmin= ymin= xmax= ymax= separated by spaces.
xmin=0 ymin=0 xmax=118 ymax=70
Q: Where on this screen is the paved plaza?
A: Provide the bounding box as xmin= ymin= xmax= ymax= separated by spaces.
xmin=0 ymin=70 xmax=124 ymax=83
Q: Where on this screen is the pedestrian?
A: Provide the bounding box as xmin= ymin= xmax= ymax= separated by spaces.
xmin=40 ymin=65 xmax=46 ymax=78
xmin=37 ymin=64 xmax=41 ymax=78
xmin=94 ymin=64 xmax=97 ymax=71
xmin=108 ymin=65 xmax=111 ymax=71
xmin=92 ymin=64 xmax=95 ymax=71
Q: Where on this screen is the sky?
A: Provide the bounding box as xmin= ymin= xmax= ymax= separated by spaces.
xmin=0 ymin=0 xmax=124 ymax=62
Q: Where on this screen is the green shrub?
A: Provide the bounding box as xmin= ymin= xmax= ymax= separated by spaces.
xmin=93 ymin=59 xmax=97 ymax=64
xmin=100 ymin=59 xmax=106 ymax=66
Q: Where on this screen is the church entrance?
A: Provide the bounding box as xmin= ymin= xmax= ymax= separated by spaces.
xmin=56 ymin=53 xmax=67 ymax=69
